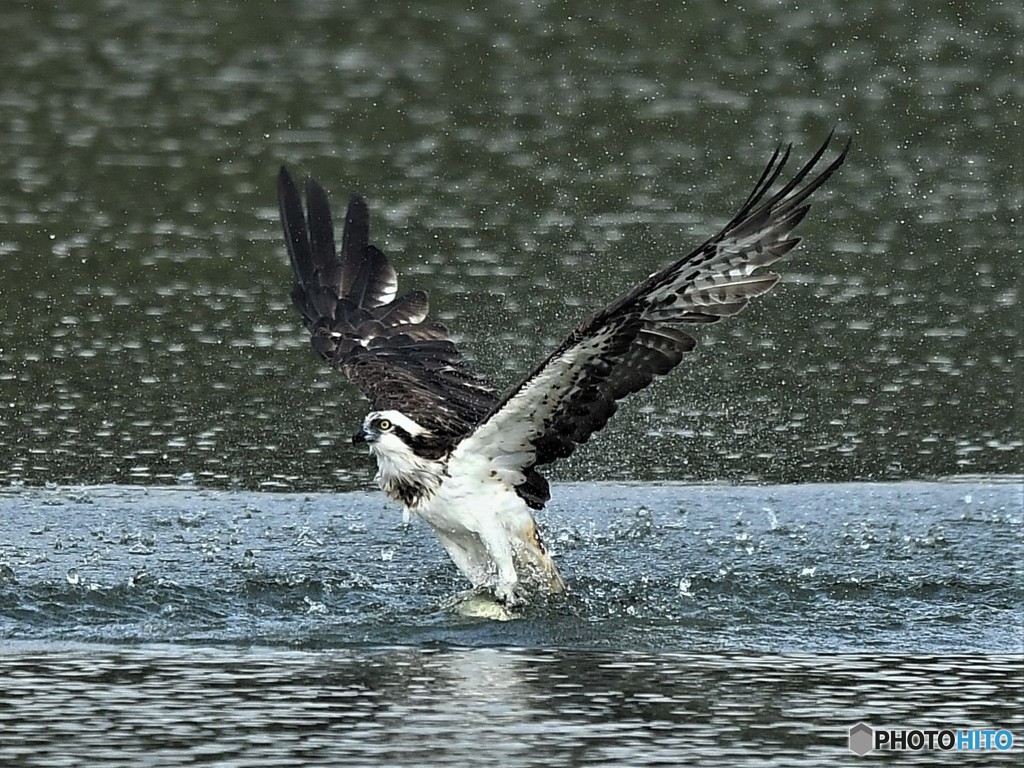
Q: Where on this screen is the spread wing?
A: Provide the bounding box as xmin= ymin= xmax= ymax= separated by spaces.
xmin=450 ymin=133 xmax=849 ymax=487
xmin=278 ymin=167 xmax=497 ymax=440
xmin=278 ymin=167 xmax=551 ymax=507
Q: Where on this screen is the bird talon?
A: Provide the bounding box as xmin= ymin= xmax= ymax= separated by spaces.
xmin=494 ymin=583 xmax=522 ymax=607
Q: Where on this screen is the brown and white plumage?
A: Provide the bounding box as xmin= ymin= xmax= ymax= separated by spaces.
xmin=278 ymin=134 xmax=848 ymax=612
xmin=278 ymin=171 xmax=493 ymax=439
xmin=278 ymin=168 xmax=552 ymax=510
xmin=458 ymin=134 xmax=850 ymax=485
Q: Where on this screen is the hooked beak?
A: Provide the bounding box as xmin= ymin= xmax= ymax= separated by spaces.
xmin=352 ymin=425 xmax=372 ymax=445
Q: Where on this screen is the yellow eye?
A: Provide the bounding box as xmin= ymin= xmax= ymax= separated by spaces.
xmin=376 ymin=419 xmax=392 ymax=431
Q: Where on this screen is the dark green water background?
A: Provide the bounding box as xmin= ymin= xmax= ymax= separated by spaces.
xmin=0 ymin=0 xmax=1018 ymax=491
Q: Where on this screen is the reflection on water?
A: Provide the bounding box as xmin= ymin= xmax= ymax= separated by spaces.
xmin=0 ymin=646 xmax=1020 ymax=767
xmin=0 ymin=1 xmax=1019 ymax=490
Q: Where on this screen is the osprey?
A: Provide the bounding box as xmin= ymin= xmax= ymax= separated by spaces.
xmin=277 ymin=134 xmax=848 ymax=609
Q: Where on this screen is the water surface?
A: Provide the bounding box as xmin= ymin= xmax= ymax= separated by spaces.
xmin=2 ymin=479 xmax=1022 ymax=765
xmin=1 ymin=481 xmax=1019 ymax=651
xmin=0 ymin=1 xmax=1020 ymax=764
xmin=1 ymin=645 xmax=1020 ymax=767
xmin=0 ymin=0 xmax=1018 ymax=490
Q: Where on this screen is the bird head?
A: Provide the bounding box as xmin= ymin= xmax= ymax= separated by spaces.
xmin=352 ymin=409 xmax=429 ymax=451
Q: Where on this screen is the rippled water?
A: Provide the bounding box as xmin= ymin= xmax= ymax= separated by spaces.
xmin=2 ymin=481 xmax=1021 ymax=651
xmin=1 ymin=647 xmax=1020 ymax=767
xmin=0 ymin=0 xmax=1020 ymax=764
xmin=0 ymin=0 xmax=1019 ymax=489
xmin=2 ymin=480 xmax=1022 ymax=765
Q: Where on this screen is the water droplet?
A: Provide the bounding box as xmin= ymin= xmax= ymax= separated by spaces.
xmin=677 ymin=577 xmax=693 ymax=597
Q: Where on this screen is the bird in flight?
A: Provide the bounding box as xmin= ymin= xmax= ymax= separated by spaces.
xmin=277 ymin=134 xmax=847 ymax=611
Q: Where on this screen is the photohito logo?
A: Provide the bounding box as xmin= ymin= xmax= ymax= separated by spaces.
xmin=848 ymin=722 xmax=1015 ymax=755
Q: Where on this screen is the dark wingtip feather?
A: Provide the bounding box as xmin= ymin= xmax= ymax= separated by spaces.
xmin=276 ymin=174 xmax=505 ymax=468
xmin=338 ymin=194 xmax=400 ymax=309
xmin=361 ymin=245 xmax=399 ymax=308
xmin=278 ymin=165 xmax=313 ymax=293
xmin=303 ymin=178 xmax=339 ymax=284
xmin=341 ymin=194 xmax=370 ymax=267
